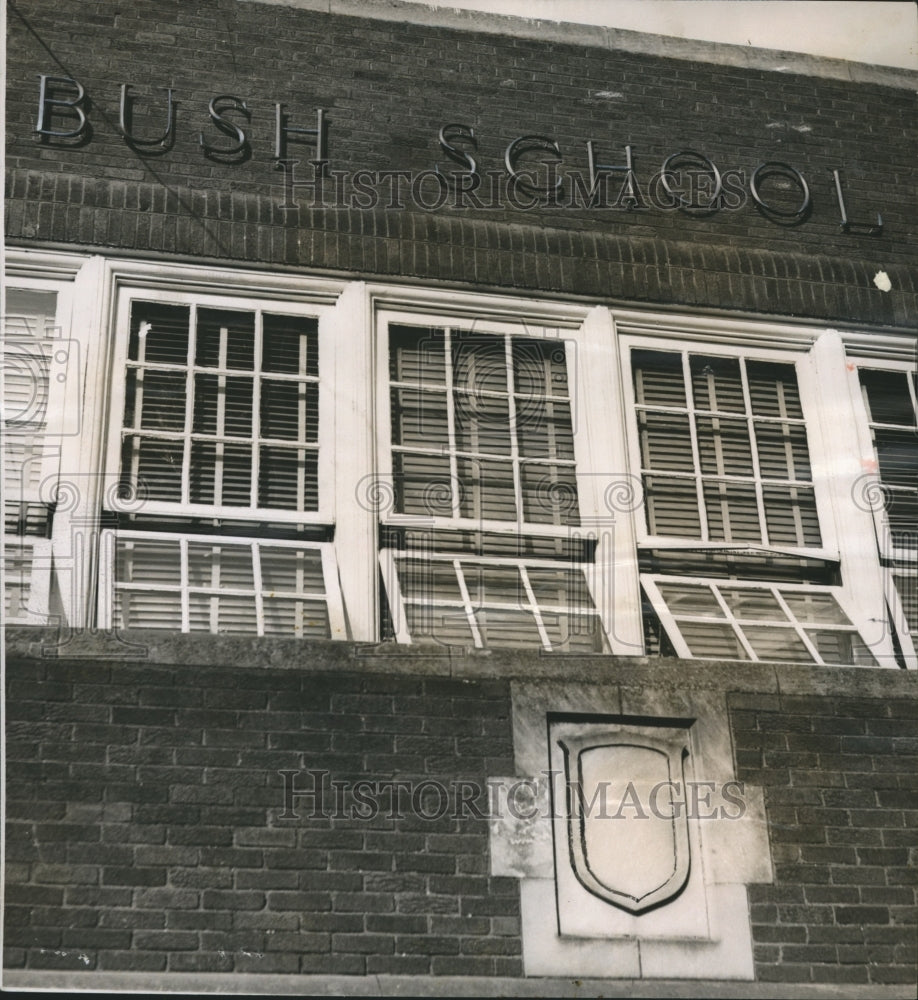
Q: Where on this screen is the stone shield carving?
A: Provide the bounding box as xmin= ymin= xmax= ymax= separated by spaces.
xmin=558 ymin=734 xmax=691 ymax=915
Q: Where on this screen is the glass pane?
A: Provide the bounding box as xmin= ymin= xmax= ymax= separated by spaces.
xmin=405 ymin=603 xmax=474 ymax=646
xmin=194 ymin=374 xmax=254 ymax=436
xmin=396 ymin=559 xmax=464 ymax=605
xmin=808 ymin=629 xmax=877 ymax=667
xmin=860 ymin=369 xmax=915 ymax=427
xmin=644 ymin=476 xmax=701 ymax=537
xmin=637 ymin=411 xmax=694 ymax=472
xmin=543 ymin=613 xmax=606 ymax=653
xmin=517 ymin=399 xmax=574 ymax=461
xmin=513 ymin=338 xmax=569 ymax=398
xmin=747 ymin=361 xmax=803 ymax=419
xmin=763 ymin=487 xmax=821 ymax=547
xmin=463 ymin=563 xmax=525 ymax=608
xmin=632 ymin=350 xmax=686 ymax=408
xmin=116 ymin=538 xmax=181 ymax=584
xmin=888 ymin=493 xmax=918 ymax=545
xmin=389 ymin=325 xmax=445 ymax=385
xmin=696 ymin=416 xmax=754 ymax=476
xmin=454 ymin=392 xmax=512 ymax=455
xmin=527 ymin=567 xmax=592 ymax=612
xmin=520 ymin=463 xmax=579 ymax=525
xmin=743 ymin=626 xmax=813 ymax=663
xmin=781 ymin=591 xmax=851 ymax=624
xmin=457 ymin=457 xmax=517 ymax=521
xmin=263 ymin=597 xmax=329 ymax=638
xmin=124 ymin=436 xmax=183 ymax=501
xmin=390 ymin=387 xmax=449 ymax=449
xmin=690 ymin=355 xmax=745 ymax=413
xmin=873 ymin=430 xmax=918 ymax=490
xmin=116 ymin=590 xmax=182 ymax=630
xmin=657 ymin=582 xmax=724 ymax=617
xmin=262 ymin=314 xmax=317 ymax=376
xmin=678 ymin=620 xmax=748 ymax=659
xmin=260 ymin=547 xmax=325 ymax=593
xmin=195 ymin=308 xmax=254 ymax=370
xmin=187 ymin=543 xmax=255 ymax=589
xmin=755 ymin=422 xmax=812 ymax=480
xmin=129 ymin=302 xmax=189 ymax=365
xmin=703 ymin=481 xmax=761 ymax=541
xmin=260 ymin=379 xmax=317 ymax=442
xmin=393 ymin=452 xmax=454 ymax=516
xmin=476 ymin=607 xmax=542 ymax=649
xmin=452 ymin=332 xmax=509 ymax=396
xmin=188 ymin=592 xmax=258 ymax=633
xmin=720 ymin=588 xmax=787 ymax=621
xmin=133 ymin=369 xmax=186 ymax=432
xmin=258 ymin=446 xmax=317 ymax=510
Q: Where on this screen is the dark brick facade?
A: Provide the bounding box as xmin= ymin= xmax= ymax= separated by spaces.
xmin=730 ymin=694 xmax=918 ymax=987
xmin=6 ymin=0 xmax=918 ymax=325
xmin=4 ymin=645 xmax=520 ymax=976
xmin=4 ymin=632 xmax=917 ymax=988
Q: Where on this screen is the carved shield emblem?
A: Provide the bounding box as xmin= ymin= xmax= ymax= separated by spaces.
xmin=558 ymin=734 xmax=690 ymax=915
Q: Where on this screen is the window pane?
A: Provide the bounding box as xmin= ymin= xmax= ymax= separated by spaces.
xmin=742 ymin=626 xmax=813 ymax=663
xmin=260 ymin=379 xmax=318 ymax=442
xmin=116 ymin=538 xmax=181 ymax=584
xmin=755 ymin=423 xmax=812 ymax=480
xmin=391 ymin=387 xmax=449 ymax=448
xmin=454 ymin=392 xmax=512 ymax=454
xmin=389 ymin=325 xmax=445 ymax=385
xmin=452 ymin=332 xmax=509 ymax=395
xmin=476 ymin=607 xmax=542 ymax=648
xmin=195 ymin=308 xmax=254 ymax=369
xmin=116 ymin=590 xmax=182 ymax=630
xmin=679 ymin=621 xmax=748 ymax=659
xmin=703 ymin=481 xmax=761 ymax=541
xmin=130 ymin=369 xmax=186 ymax=432
xmin=762 ymin=487 xmax=821 ymax=547
xmin=457 ymin=457 xmax=517 ymax=521
xmin=633 ymin=350 xmax=685 ymax=408
xmin=187 ymin=543 xmax=255 ymax=590
xmin=696 ymin=417 xmax=754 ymax=476
xmin=189 ymin=592 xmax=258 ymax=633
xmin=129 ymin=302 xmax=189 ymax=364
xmin=637 ymin=411 xmax=694 ymax=472
xmin=393 ymin=452 xmax=454 ymax=516
xmin=194 ymin=374 xmax=254 ymax=436
xmin=123 ymin=436 xmax=183 ymax=501
xmin=808 ymin=630 xmax=877 ymax=667
xmin=513 ymin=339 xmax=569 ymax=398
xmin=873 ymin=429 xmax=918 ymax=490
xmin=644 ymin=476 xmax=702 ymax=537
xmin=860 ymin=369 xmax=915 ymax=426
xmin=747 ymin=361 xmax=803 ymax=419
xmin=520 ymin=463 xmax=579 ymax=525
xmin=262 ymin=314 xmax=318 ymax=376
xmin=719 ymin=588 xmax=786 ymax=620
xmin=782 ymin=591 xmax=850 ymax=625
xmin=263 ymin=597 xmax=329 ymax=638
xmin=657 ymin=582 xmax=725 ymax=617
xmin=258 ymin=446 xmax=318 ymax=510
xmin=690 ymin=355 xmax=745 ymax=413
xmin=260 ymin=547 xmax=325 ymax=593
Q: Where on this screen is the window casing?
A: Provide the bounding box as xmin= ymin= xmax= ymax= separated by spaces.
xmin=376 ymin=310 xmax=611 ymax=653
xmin=97 ymin=284 xmax=344 ymax=639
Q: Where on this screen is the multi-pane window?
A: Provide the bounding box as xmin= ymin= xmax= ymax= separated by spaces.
xmin=100 ymin=291 xmax=343 ymax=639
xmin=380 ymin=319 xmax=608 ymax=652
xmin=388 ymin=324 xmax=577 ymax=526
xmin=626 ymin=340 xmax=887 ymax=664
xmin=857 ymin=365 xmax=917 ymax=638
xmin=632 ymin=350 xmax=819 ymax=548
xmin=119 ymin=301 xmax=320 ymax=515
xmin=2 ymin=287 xmax=66 ymax=623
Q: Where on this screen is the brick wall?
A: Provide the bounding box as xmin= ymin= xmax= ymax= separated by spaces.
xmin=730 ymin=693 xmax=918 ymax=987
xmin=6 ymin=0 xmax=918 ymax=324
xmin=5 ymin=635 xmax=917 ymax=987
xmin=4 ymin=653 xmax=519 ymax=976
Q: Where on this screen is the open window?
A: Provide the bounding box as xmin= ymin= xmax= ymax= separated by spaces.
xmin=852 ymin=360 xmax=917 ymax=653
xmin=377 ymin=312 xmax=609 ymax=652
xmin=98 ymin=286 xmax=345 ymax=638
xmin=2 ymin=283 xmax=73 ymax=624
xmin=623 ymin=337 xmax=886 ymax=664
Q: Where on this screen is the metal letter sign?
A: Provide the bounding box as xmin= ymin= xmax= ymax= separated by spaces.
xmin=558 ymin=734 xmax=690 ymax=915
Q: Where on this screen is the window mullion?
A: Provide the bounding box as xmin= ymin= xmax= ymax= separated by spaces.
xmin=182 ymin=306 xmax=196 ymax=506
xmin=252 ymin=542 xmax=265 ymax=637
xmin=683 ymin=352 xmax=709 ymax=541
xmin=504 ymin=336 xmax=524 ymax=524
xmin=251 ymin=311 xmax=263 ymax=509
xmin=519 ymin=565 xmax=551 ymax=651
xmin=739 ymin=358 xmax=769 ymax=546
xmin=454 ymin=559 xmax=483 ymax=648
